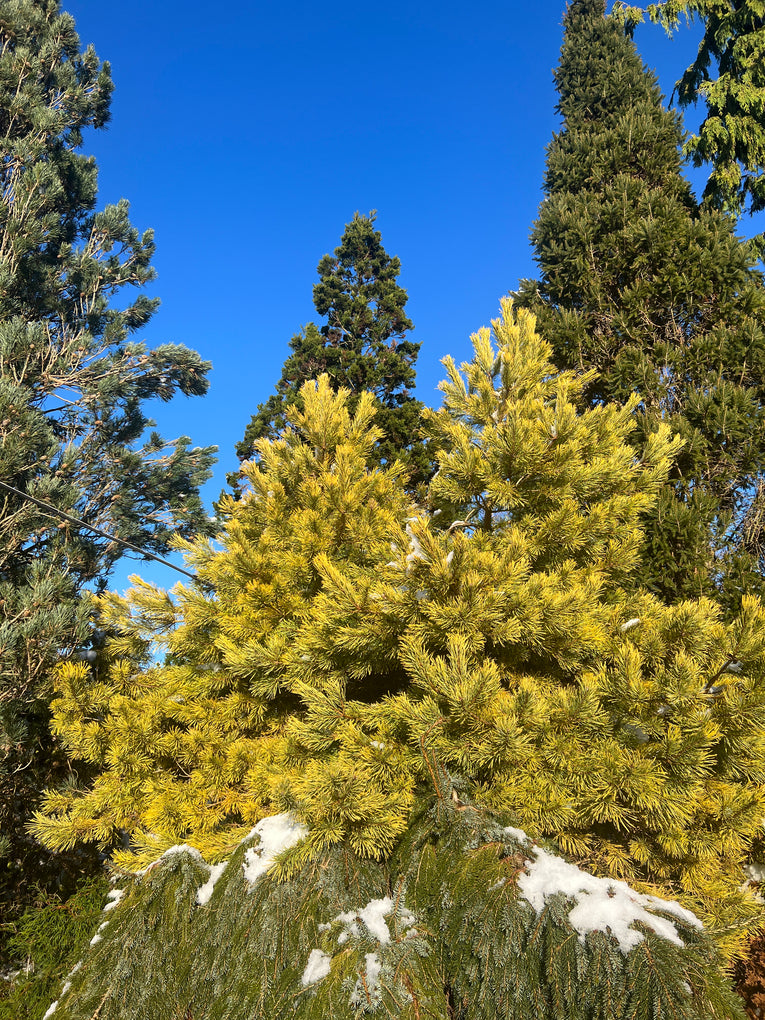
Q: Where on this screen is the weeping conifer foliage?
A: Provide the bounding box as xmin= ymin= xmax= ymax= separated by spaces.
xmin=31 ymin=301 xmax=765 ymax=958
xmin=25 ymin=805 xmax=744 ymax=1020
xmin=514 ymin=0 xmax=765 ymax=610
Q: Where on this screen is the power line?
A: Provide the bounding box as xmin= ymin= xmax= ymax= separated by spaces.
xmin=0 ymin=479 xmax=201 ymax=583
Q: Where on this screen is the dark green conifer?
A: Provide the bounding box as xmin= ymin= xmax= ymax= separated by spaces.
xmin=0 ymin=0 xmax=216 ymax=952
xmin=235 ymin=213 xmax=433 ymax=492
xmin=515 ymin=0 xmax=765 ymax=609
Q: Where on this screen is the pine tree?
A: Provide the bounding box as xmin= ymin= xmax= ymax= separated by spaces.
xmin=235 ymin=212 xmax=433 ymax=491
xmin=514 ymin=0 xmax=765 ymax=609
xmin=0 ymin=0 xmax=216 ymax=942
xmin=31 ymin=301 xmax=765 ymax=963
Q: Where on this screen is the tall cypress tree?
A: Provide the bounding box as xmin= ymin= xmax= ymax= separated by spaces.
xmin=0 ymin=0 xmax=216 ymax=945
xmin=235 ymin=213 xmax=433 ymax=492
xmin=515 ymin=0 xmax=765 ymax=609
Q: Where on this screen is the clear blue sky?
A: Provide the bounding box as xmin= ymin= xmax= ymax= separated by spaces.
xmin=60 ymin=0 xmax=707 ymax=593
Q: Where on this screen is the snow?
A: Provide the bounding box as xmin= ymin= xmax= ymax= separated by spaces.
xmin=405 ymin=521 xmax=429 ymax=570
xmin=242 ymin=813 xmax=308 ymax=887
xmin=358 ymin=897 xmax=394 ymax=943
xmin=161 ymin=844 xmax=206 ymax=863
xmin=517 ymin=844 xmax=702 ymax=954
xmin=331 ymin=896 xmax=415 ymax=946
xmin=301 ymin=949 xmax=331 ymax=986
xmin=364 ymin=952 xmax=381 ymax=986
xmin=60 ymin=959 xmax=82 ymax=998
xmin=103 ymin=888 xmax=125 ymax=912
xmin=42 ymin=1002 xmax=58 ymax=1018
xmin=620 ymin=618 xmax=640 ymax=632
xmin=503 ymin=826 xmax=530 ymax=844
xmin=746 ymin=862 xmax=765 ymax=883
xmin=350 ymin=953 xmax=383 ymax=1007
xmin=196 ymin=860 xmax=229 ymax=906
xmin=132 ymin=843 xmax=206 ymax=875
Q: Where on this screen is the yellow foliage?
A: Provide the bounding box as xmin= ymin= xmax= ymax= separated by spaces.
xmin=30 ymin=306 xmax=765 ymax=954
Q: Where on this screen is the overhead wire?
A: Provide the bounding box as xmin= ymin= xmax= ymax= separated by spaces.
xmin=0 ymin=478 xmax=201 ymax=583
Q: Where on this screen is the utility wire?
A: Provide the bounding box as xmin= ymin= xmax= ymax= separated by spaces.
xmin=0 ymin=478 xmax=201 ymax=583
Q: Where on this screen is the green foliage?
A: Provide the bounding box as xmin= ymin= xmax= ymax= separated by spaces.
xmin=30 ymin=803 xmax=744 ymax=1020
xmin=515 ymin=0 xmax=765 ymax=609
xmin=615 ymin=0 xmax=765 ymax=235
xmin=235 ymin=212 xmax=433 ymax=492
xmin=0 ymin=875 xmax=108 ymax=1020
xmin=0 ymin=0 xmax=216 ymax=953
xmin=30 ymin=302 xmax=765 ymax=963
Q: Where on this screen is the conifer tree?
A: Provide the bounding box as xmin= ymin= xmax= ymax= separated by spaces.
xmin=31 ymin=301 xmax=765 ymax=960
xmin=616 ymin=0 xmax=765 ymax=234
xmin=0 ymin=0 xmax=216 ymax=940
xmin=235 ymin=213 xmax=433 ymax=491
xmin=514 ymin=0 xmax=765 ymax=609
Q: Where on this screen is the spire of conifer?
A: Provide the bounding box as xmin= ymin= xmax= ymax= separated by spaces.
xmin=515 ymin=0 xmax=765 ymax=609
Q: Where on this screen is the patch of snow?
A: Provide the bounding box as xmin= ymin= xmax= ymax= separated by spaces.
xmin=196 ymin=860 xmax=229 ymax=906
xmin=301 ymin=948 xmax=331 ymax=986
xmin=358 ymin=897 xmax=394 ymax=944
xmin=350 ymin=953 xmax=383 ymax=1008
xmin=242 ymin=813 xmax=308 ymax=887
xmin=488 ymin=877 xmax=508 ymax=893
xmin=335 ymin=911 xmax=361 ymax=944
xmin=103 ymin=888 xmax=125 ymax=912
xmin=620 ymin=618 xmax=640 ymax=632
xmin=503 ymin=826 xmax=530 ymax=844
xmin=331 ymin=897 xmax=415 ymax=946
xmin=405 ymin=522 xmax=429 ymax=570
xmin=365 ymin=952 xmax=381 ymax=986
xmin=518 ymin=844 xmax=701 ymax=953
xmin=58 ymin=959 xmax=83 ymax=1001
xmin=161 ymin=844 xmax=206 ymax=863
xmin=746 ymin=862 xmax=765 ymax=883
xmin=317 ymin=922 xmax=332 ymax=932
xmin=370 ymin=740 xmax=385 ymax=749
xmin=89 ymin=921 xmax=109 ymax=946
xmin=42 ymin=1002 xmax=58 ymax=1019
xmin=445 ymin=550 xmax=454 ymax=566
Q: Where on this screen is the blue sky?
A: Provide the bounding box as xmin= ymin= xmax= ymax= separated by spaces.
xmin=60 ymin=0 xmax=710 ymax=593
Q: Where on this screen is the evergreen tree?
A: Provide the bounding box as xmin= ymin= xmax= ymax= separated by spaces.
xmin=235 ymin=212 xmax=433 ymax=491
xmin=15 ymin=807 xmax=745 ymax=1020
xmin=514 ymin=0 xmax=765 ymax=609
xmin=616 ymin=0 xmax=765 ymax=233
xmin=31 ymin=302 xmax=765 ymax=962
xmin=0 ymin=0 xmax=216 ymax=945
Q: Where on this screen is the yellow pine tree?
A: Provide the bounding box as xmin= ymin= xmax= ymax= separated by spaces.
xmin=31 ymin=300 xmax=765 ymax=954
